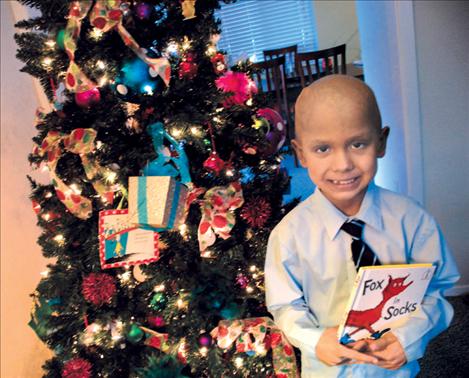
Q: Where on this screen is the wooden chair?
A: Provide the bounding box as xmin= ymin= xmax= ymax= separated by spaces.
xmin=296 ymin=44 xmax=347 ymax=87
xmin=251 ymin=56 xmax=293 ymax=140
xmin=263 ymin=44 xmax=298 ymax=79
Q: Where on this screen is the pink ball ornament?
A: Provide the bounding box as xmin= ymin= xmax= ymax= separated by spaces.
xmin=256 ymin=108 xmax=286 ymax=156
xmin=198 ymin=333 xmax=213 ymax=347
xmin=75 ymin=87 xmax=101 ymax=108
xmin=135 ymin=3 xmax=152 ymax=20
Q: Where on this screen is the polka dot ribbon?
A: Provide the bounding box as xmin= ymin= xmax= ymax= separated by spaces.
xmin=64 ymin=1 xmax=171 ymax=94
xmin=33 ymin=128 xmax=117 ymax=219
xmin=210 ymin=317 xmax=299 ymax=378
xmin=197 ymin=182 xmax=244 ymax=252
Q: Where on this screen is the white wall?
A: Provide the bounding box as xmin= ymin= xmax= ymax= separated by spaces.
xmin=1 ymin=2 xmax=52 ymax=377
xmin=356 ymin=0 xmax=468 ymax=294
xmin=413 ymin=1 xmax=469 ymax=293
xmin=313 ymin=0 xmax=361 ymax=63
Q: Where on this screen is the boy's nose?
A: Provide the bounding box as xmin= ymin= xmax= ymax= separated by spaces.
xmin=332 ymin=150 xmax=354 ymax=172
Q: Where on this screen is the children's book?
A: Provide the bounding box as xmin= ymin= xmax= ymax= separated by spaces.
xmin=337 ymin=263 xmax=435 ymax=344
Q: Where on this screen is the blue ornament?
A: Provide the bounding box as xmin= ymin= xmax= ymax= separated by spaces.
xmin=114 ymin=58 xmax=163 ymax=99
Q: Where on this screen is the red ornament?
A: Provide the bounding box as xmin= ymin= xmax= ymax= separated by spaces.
xmin=179 ymin=53 xmax=198 ymax=80
xmin=210 ymin=52 xmax=226 ymax=74
xmin=75 ymin=87 xmax=101 ymax=108
xmin=240 ymin=197 xmax=272 ymax=228
xmin=82 ymin=273 xmax=116 ymax=306
xmin=147 ymin=315 xmax=165 ymax=328
xmin=215 ymin=71 xmax=257 ymax=107
xmin=62 ymin=358 xmax=92 ymax=378
xmin=203 ymin=151 xmax=226 ymax=175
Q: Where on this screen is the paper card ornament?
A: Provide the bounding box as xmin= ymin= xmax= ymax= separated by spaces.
xmin=128 ymin=176 xmax=189 ymax=230
xmin=99 ymin=209 xmax=160 ymax=269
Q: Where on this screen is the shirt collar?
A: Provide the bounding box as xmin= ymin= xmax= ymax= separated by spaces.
xmin=311 ymin=181 xmax=383 ymax=240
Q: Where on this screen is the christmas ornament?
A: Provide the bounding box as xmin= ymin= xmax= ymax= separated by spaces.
xmin=62 ymin=358 xmax=92 ymax=378
xmin=235 ymin=273 xmax=249 ymax=289
xmin=132 ymin=264 xmax=148 ymax=282
xmin=215 ymin=71 xmax=257 ymax=107
xmin=254 ymin=108 xmax=287 ymax=156
xmin=147 ymin=315 xmax=165 ymax=328
xmin=210 ymin=317 xmax=299 ymax=377
xmin=240 ymin=197 xmax=272 ymax=228
xmin=32 ymin=128 xmax=117 ymax=219
xmin=178 ymin=53 xmax=198 ymax=80
xmin=74 ymin=87 xmax=101 ymax=108
xmin=203 ymin=151 xmax=226 ymax=175
xmin=63 ymin=0 xmax=170 ymax=98
xmin=220 ymin=302 xmax=241 ymax=320
xmin=56 ymin=28 xmax=65 ymax=49
xmin=210 ymin=52 xmax=226 ymax=74
xmin=150 ymin=292 xmax=167 ymax=311
xmin=198 ymin=182 xmax=244 ymax=252
xmin=126 ymin=323 xmax=145 ymax=343
xmin=181 ymin=0 xmax=196 ymax=20
xmin=198 ymin=333 xmax=212 ymax=347
xmin=135 ymin=2 xmax=152 ymax=20
xmin=28 ymin=296 xmax=61 ymax=342
xmin=115 ymin=58 xmax=164 ymax=99
xmin=82 ymin=273 xmax=116 ymax=306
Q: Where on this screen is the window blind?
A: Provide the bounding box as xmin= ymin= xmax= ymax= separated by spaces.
xmin=215 ymin=0 xmax=318 ymax=66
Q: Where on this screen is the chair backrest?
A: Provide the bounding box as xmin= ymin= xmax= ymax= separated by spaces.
xmin=263 ymin=44 xmax=298 ymax=78
xmin=251 ymin=56 xmax=292 ymax=139
xmin=296 ymin=44 xmax=346 ymax=87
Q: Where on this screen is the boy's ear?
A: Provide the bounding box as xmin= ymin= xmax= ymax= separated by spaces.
xmin=377 ymin=126 xmax=390 ymax=158
xmin=291 ymin=139 xmax=307 ymax=167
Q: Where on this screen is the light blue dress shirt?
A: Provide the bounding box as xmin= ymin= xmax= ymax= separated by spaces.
xmin=265 ymin=182 xmax=460 ymax=378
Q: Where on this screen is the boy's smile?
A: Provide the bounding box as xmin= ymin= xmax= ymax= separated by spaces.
xmin=293 ymin=76 xmax=389 ymax=216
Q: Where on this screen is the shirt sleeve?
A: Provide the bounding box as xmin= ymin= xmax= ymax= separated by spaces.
xmin=264 ymin=227 xmax=325 ymax=355
xmin=392 ymin=213 xmax=460 ymax=362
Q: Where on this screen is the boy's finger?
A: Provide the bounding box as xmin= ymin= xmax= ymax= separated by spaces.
xmin=369 ymin=337 xmax=391 ymax=352
xmin=350 ymin=340 xmax=368 ymax=352
xmin=340 ymin=345 xmax=378 ymax=364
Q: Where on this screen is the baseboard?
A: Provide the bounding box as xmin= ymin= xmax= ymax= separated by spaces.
xmin=445 ymin=284 xmax=469 ymax=297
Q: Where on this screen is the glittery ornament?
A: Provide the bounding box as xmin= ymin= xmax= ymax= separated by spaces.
xmin=147 ymin=315 xmax=165 ymax=328
xmin=215 ymin=71 xmax=257 ymax=107
xmin=150 ymin=292 xmax=167 ymax=311
xmin=135 ymin=3 xmax=152 ymax=19
xmin=198 ymin=333 xmax=213 ymax=347
xmin=126 ymin=323 xmax=144 ymax=343
xmin=240 ymin=197 xmax=272 ymax=228
xmin=255 ymin=108 xmax=286 ymax=156
xmin=62 ymin=358 xmax=92 ymax=378
xmin=235 ymin=273 xmax=249 ymax=289
xmin=82 ymin=273 xmax=116 ymax=306
xmin=203 ymin=151 xmax=225 ymax=174
xmin=75 ymin=87 xmax=101 ymax=108
xmin=178 ymin=53 xmax=198 ymax=80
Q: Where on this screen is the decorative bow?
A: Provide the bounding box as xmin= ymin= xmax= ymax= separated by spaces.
xmin=33 ymin=128 xmax=117 ymax=219
xmin=197 ymin=182 xmax=244 ymax=252
xmin=139 ymin=326 xmax=187 ymax=365
xmin=64 ymin=1 xmax=170 ymax=94
xmin=210 ymin=317 xmax=299 ymax=378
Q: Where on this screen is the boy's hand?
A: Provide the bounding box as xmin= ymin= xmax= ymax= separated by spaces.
xmin=315 ymin=327 xmax=378 ymax=366
xmin=367 ymin=333 xmax=407 ymax=370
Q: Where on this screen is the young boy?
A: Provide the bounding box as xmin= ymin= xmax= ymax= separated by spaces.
xmin=265 ymin=75 xmax=459 ymax=377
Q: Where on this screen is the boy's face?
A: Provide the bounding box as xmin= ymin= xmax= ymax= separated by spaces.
xmin=293 ymin=97 xmax=389 ymax=216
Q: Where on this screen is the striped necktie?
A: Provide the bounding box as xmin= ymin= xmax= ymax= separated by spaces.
xmin=340 ymin=219 xmax=381 ymax=271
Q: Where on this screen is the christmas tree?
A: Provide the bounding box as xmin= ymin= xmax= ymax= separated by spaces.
xmin=16 ymin=1 xmax=298 ymax=376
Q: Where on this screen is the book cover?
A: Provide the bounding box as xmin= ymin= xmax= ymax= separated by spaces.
xmin=337 ymin=263 xmax=435 ymax=344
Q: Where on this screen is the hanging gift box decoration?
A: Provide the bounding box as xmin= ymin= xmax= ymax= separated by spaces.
xmin=128 ymin=122 xmax=192 ymax=231
xmin=33 ymin=128 xmax=118 ymax=219
xmin=63 ymin=0 xmax=170 ymax=101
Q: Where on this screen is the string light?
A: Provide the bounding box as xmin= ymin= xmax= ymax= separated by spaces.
xmin=225 ymin=169 xmax=234 ymax=177
xmin=96 ymin=60 xmax=106 ymax=69
xmin=45 ymin=192 xmax=53 ymax=198
xmin=53 ymin=234 xmax=65 ymax=245
xmin=69 ymin=184 xmax=82 ymax=195
xmin=201 ymin=250 xmax=212 ymax=258
xmin=199 ymin=346 xmax=209 ymax=357
xmin=89 ymin=28 xmax=104 ymax=41
xmin=190 ymin=126 xmax=202 ymax=137
xmin=40 ymin=269 xmax=49 ymax=277
xmin=250 ymin=265 xmax=257 ymax=272
xmin=182 ymin=37 xmax=191 ymax=50
xmin=206 ymin=45 xmax=217 ymax=56
xmin=42 ymin=57 xmax=53 ymax=68
xmin=105 ymin=171 xmax=117 ymax=184
xmin=45 ymin=40 xmax=56 ymax=48
xmin=170 ymin=127 xmax=183 ymax=138
xmin=154 ymin=283 xmax=165 ymax=292
xmin=165 ymin=41 xmax=179 ymax=55
xmin=234 ymin=357 xmax=244 ymax=368
xmin=98 ymin=75 xmax=109 ymax=86
xmin=42 ymin=213 xmax=51 ymax=221
xmin=246 ymin=98 xmax=253 ymax=106
xmin=246 ymin=286 xmax=254 ymax=293
xmin=179 ymin=223 xmax=188 ymax=238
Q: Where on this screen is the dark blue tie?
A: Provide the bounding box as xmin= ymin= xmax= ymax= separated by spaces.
xmin=341 ymin=219 xmax=381 ymax=271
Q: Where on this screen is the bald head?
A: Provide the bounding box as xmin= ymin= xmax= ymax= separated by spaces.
xmin=294 ymin=75 xmax=382 ymax=140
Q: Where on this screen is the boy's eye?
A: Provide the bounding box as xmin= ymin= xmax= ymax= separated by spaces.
xmin=351 ymin=142 xmax=367 ymax=150
xmin=314 ymin=145 xmax=330 ymax=154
